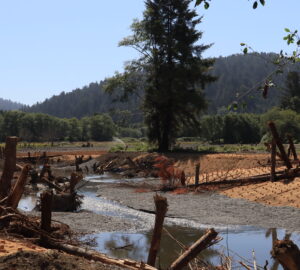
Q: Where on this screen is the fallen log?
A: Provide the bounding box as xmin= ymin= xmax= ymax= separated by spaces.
xmin=0 ymin=136 xmax=18 ymax=199
xmin=6 ymin=165 xmax=31 ymax=209
xmin=169 ymin=228 xmax=219 ymax=270
xmin=47 ymin=240 xmax=157 ymax=270
xmin=272 ymin=239 xmax=300 ymax=270
xmin=147 ymin=195 xmax=168 ymax=266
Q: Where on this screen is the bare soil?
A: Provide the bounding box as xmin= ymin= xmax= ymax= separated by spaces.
xmin=0 ymin=237 xmax=126 ymax=270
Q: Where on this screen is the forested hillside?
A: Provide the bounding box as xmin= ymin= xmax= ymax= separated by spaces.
xmin=23 ymin=53 xmax=299 ymax=118
xmin=0 ymin=98 xmax=23 ymax=111
xmin=23 ymin=82 xmax=143 ymax=123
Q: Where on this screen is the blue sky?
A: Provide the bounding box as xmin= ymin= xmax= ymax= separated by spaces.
xmin=0 ymin=0 xmax=299 ymax=105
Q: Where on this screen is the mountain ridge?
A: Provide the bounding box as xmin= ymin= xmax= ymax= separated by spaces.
xmin=23 ymin=53 xmax=300 ymax=118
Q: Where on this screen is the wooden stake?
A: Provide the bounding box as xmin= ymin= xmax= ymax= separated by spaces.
xmin=271 ymin=139 xmax=276 ymax=182
xmin=147 ymin=194 xmax=168 ymax=267
xmin=40 ymin=191 xmax=53 ymax=245
xmin=287 ymin=135 xmax=298 ymax=161
xmin=0 ymin=137 xmax=18 ymax=199
xmin=268 ymin=122 xmax=292 ymax=169
xmin=69 ymin=172 xmax=82 ymax=193
xmin=195 ymin=164 xmax=200 ymax=186
xmin=169 ymin=228 xmax=218 ymax=270
xmin=6 ymin=165 xmax=31 ymax=209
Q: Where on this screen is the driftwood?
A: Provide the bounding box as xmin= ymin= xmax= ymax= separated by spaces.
xmin=0 ymin=136 xmax=18 ymax=199
xmin=47 ymin=240 xmax=157 ymax=270
xmin=268 ymin=121 xmax=292 ymax=169
xmin=272 ymin=240 xmax=300 ymax=270
xmin=41 ymin=177 xmax=63 ymax=192
xmin=169 ymin=228 xmax=219 ymax=270
xmin=147 ymin=195 xmax=168 ymax=266
xmin=6 ymin=165 xmax=31 ymax=209
xmin=126 ymin=157 xmax=137 ymax=169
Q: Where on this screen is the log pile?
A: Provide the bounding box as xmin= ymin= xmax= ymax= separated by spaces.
xmin=92 ymin=154 xmax=159 ymax=178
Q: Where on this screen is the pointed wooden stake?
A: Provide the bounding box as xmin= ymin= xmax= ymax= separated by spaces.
xmin=147 ymin=194 xmax=168 ymax=267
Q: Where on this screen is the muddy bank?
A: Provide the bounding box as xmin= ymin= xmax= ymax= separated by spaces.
xmin=0 ymin=249 xmax=126 ymax=270
xmin=96 ymin=184 xmax=300 ymax=233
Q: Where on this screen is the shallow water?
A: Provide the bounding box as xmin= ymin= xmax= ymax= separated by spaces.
xmin=84 ymin=226 xmax=300 ymax=270
xmin=18 ymin=195 xmax=38 ymax=211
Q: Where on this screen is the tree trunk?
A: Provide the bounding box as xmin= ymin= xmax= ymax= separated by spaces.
xmin=0 ymin=137 xmax=18 ymax=199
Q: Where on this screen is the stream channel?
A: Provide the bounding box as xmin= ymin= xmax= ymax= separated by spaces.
xmin=19 ymin=174 xmax=300 ymax=270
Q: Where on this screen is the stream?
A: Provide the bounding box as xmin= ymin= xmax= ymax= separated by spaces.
xmin=19 ymin=174 xmax=300 ymax=270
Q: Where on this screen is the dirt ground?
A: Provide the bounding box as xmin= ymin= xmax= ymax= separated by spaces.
xmin=0 ymin=237 xmax=126 ymax=270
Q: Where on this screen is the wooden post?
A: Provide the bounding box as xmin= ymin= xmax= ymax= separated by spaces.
xmin=169 ymin=228 xmax=218 ymax=270
xmin=272 ymin=240 xmax=300 ymax=270
xmin=0 ymin=136 xmax=18 ymax=199
xmin=147 ymin=194 xmax=168 ymax=267
xmin=195 ymin=164 xmax=200 ymax=186
xmin=287 ymin=135 xmax=298 ymax=161
xmin=69 ymin=172 xmax=82 ymax=193
xmin=6 ymin=165 xmax=31 ymax=209
xmin=271 ymin=139 xmax=276 ymax=182
xmin=268 ymin=122 xmax=292 ymax=169
xmin=40 ymin=191 xmax=53 ymax=245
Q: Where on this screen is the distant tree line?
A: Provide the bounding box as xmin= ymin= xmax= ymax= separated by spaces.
xmin=0 ymin=98 xmax=23 ymax=111
xmin=2 ymin=107 xmax=300 ymax=144
xmin=0 ymin=111 xmax=116 ymax=142
xmin=196 ymin=108 xmax=300 ymax=144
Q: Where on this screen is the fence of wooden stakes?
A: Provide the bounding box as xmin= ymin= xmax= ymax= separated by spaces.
xmin=0 ymin=124 xmax=300 ymax=269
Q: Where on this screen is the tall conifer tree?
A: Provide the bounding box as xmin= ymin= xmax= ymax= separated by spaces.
xmin=113 ymin=0 xmax=215 ymax=151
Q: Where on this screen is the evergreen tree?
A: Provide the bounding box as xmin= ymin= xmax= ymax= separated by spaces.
xmin=280 ymin=71 xmax=300 ymax=113
xmin=119 ymin=0 xmax=215 ymax=151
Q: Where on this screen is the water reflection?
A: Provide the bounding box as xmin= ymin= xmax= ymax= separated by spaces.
xmin=85 ymin=226 xmax=300 ymax=270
